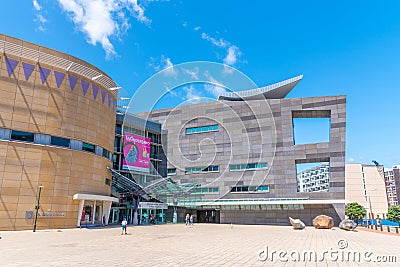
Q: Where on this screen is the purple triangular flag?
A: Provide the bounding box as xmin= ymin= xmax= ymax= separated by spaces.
xmin=5 ymin=57 xmax=19 ymax=77
xmin=68 ymin=75 xmax=78 ymax=91
xmin=54 ymin=71 xmax=65 ymax=88
xmin=22 ymin=62 xmax=35 ymax=81
xmin=101 ymin=90 xmax=106 ymax=104
xmin=38 ymin=65 xmax=51 ymax=84
xmin=92 ymin=85 xmax=99 ymax=100
xmin=81 ymin=80 xmax=89 ymax=96
xmin=108 ymin=95 xmax=112 ymax=108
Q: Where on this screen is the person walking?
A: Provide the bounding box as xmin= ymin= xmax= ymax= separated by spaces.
xmin=189 ymin=214 xmax=194 ymax=226
xmin=121 ymin=218 xmax=128 ymax=235
xmin=185 ymin=214 xmax=190 ymax=227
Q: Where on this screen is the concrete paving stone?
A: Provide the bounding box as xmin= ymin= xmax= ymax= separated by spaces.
xmin=0 ymin=224 xmax=399 ymax=266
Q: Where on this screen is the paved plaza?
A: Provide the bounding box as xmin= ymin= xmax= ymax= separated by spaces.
xmin=0 ymin=224 xmax=399 ymax=266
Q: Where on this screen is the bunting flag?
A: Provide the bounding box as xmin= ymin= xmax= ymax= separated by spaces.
xmin=5 ymin=57 xmax=19 ymax=77
xmin=54 ymin=71 xmax=65 ymax=88
xmin=108 ymin=95 xmax=112 ymax=108
xmin=92 ymin=85 xmax=99 ymax=100
xmin=101 ymin=90 xmax=106 ymax=104
xmin=22 ymin=62 xmax=35 ymax=81
xmin=38 ymin=65 xmax=51 ymax=84
xmin=68 ymin=75 xmax=78 ymax=91
xmin=81 ymin=80 xmax=90 ymax=96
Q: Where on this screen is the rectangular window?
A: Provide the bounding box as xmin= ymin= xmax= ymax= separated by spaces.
xmin=185 ymin=165 xmax=219 ymax=174
xmin=114 ymin=136 xmax=121 ymax=152
xmin=82 ymin=142 xmax=95 ymax=153
xmin=167 ymin=168 xmax=176 ymax=175
xmin=186 ymin=124 xmax=219 ymax=135
xmin=10 ymin=130 xmax=34 ymax=142
xmin=0 ymin=128 xmax=11 ymax=140
xmin=105 ymin=178 xmax=111 ymax=186
xmin=192 ymin=187 xmax=219 ymax=194
xmin=229 ymin=162 xmax=268 ymax=171
xmin=103 ymin=149 xmax=111 ymax=159
xmin=115 ymin=124 xmax=122 ymax=135
xmin=50 ymin=136 xmax=70 ymax=148
xmin=231 ymin=185 xmax=269 ymax=193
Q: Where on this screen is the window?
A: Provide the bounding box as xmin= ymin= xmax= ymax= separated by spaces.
xmin=115 ymin=124 xmax=122 ymax=135
xmin=82 ymin=142 xmax=95 ymax=153
xmin=229 ymin=162 xmax=268 ymax=171
xmin=10 ymin=130 xmax=34 ymax=142
xmin=150 ymin=145 xmax=159 ymax=159
xmin=231 ymin=185 xmax=269 ymax=193
xmin=103 ymin=149 xmax=111 ymax=159
xmin=186 ymin=124 xmax=218 ymax=135
xmin=192 ymin=187 xmax=219 ymax=194
xmin=51 ymin=136 xmax=70 ymax=148
xmin=148 ymin=132 xmax=160 ymax=144
xmin=0 ymin=128 xmax=10 ymax=140
xmin=114 ymin=136 xmax=121 ymax=152
xmin=167 ymin=168 xmax=176 ymax=175
xmin=185 ymin=165 xmax=219 ymax=174
xmin=105 ymin=178 xmax=111 ymax=186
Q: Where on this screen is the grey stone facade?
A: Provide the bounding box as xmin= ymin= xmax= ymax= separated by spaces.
xmin=139 ymin=95 xmax=346 ymax=225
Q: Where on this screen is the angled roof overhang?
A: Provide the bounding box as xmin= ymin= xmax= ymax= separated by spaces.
xmin=218 ymin=75 xmax=303 ymax=101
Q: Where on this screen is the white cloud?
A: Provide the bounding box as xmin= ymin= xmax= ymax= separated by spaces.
xmin=201 ymin=33 xmax=228 ymax=48
xmin=204 ymin=83 xmax=226 ymax=98
xmin=37 ymin=14 xmax=47 ymax=24
xmin=183 ymin=85 xmax=203 ymax=104
xmin=33 ymin=0 xmax=47 ymax=32
xmin=199 ymin=31 xmax=242 ymax=67
xmin=203 ymin=71 xmax=227 ymax=97
xmin=148 ymin=55 xmax=178 ymax=76
xmin=57 ymin=0 xmax=151 ymax=59
xmin=348 ymin=157 xmax=355 ymax=162
xmin=223 ymin=45 xmax=240 ymax=66
xmin=182 ymin=21 xmax=187 ymax=27
xmin=33 ymin=0 xmax=42 ymax=11
xmin=182 ymin=67 xmax=199 ymax=80
xmin=193 ymin=26 xmax=201 ymax=31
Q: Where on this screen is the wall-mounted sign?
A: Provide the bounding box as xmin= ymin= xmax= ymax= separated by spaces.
xmin=122 ymin=134 xmax=151 ymax=173
xmin=138 ymin=202 xmax=168 ymax=210
xmin=42 ymin=212 xmax=66 ymax=217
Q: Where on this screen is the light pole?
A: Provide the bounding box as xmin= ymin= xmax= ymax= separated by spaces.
xmin=33 ymin=184 xmax=44 ymax=232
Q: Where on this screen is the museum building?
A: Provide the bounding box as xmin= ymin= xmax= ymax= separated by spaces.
xmin=0 ymin=34 xmax=118 ymax=230
xmin=141 ymin=76 xmax=347 ymax=225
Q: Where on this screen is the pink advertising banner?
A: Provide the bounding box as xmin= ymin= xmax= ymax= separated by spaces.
xmin=122 ymin=134 xmax=151 ymax=173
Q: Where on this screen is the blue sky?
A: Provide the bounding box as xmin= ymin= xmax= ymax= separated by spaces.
xmin=1 ymin=1 xmax=400 ymax=167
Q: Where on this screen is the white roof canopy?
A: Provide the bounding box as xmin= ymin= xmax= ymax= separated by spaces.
xmin=73 ymin=193 xmax=118 ymax=202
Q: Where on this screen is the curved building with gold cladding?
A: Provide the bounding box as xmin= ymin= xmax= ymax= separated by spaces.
xmin=0 ymin=34 xmax=118 ymax=230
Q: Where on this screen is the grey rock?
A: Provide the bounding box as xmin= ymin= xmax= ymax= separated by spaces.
xmin=289 ymin=217 xmax=305 ymax=230
xmin=339 ymin=219 xmax=357 ymax=231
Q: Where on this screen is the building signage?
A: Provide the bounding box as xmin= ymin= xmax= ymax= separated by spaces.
xmin=122 ymin=134 xmax=151 ymax=173
xmin=42 ymin=211 xmax=66 ymax=217
xmin=138 ymin=202 xmax=168 ymax=210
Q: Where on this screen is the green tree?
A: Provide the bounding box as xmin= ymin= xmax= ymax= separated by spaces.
xmin=387 ymin=205 xmax=400 ymax=227
xmin=345 ymin=202 xmax=366 ymax=225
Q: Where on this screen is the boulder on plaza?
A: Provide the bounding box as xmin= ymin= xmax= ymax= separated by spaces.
xmin=339 ymin=219 xmax=357 ymax=231
xmin=312 ymin=215 xmax=334 ymax=229
xmin=289 ymin=217 xmax=305 ymax=230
